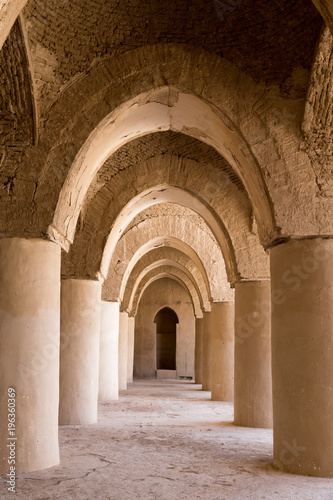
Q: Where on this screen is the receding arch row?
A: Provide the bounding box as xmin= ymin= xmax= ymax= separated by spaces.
xmin=102 ymin=238 xmax=216 ymax=308
xmin=4 ymin=40 xmax=329 ymax=241
xmin=126 ymin=264 xmax=204 ymax=318
xmin=106 ymin=208 xmax=228 ymax=302
xmin=100 ymin=185 xmax=240 ymax=284
xmin=122 ymin=258 xmax=207 ymax=312
xmin=49 ymin=86 xmax=274 ymax=253
xmin=61 ymin=153 xmax=269 ymax=285
xmin=121 ymin=249 xmax=211 ymax=313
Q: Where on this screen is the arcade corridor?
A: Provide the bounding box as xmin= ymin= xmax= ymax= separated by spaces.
xmin=2 ymin=0 xmax=333 ymax=491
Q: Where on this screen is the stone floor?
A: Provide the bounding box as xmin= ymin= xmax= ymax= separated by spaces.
xmin=1 ymin=380 xmax=333 ymax=499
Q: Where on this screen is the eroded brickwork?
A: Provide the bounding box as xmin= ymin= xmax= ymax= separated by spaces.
xmin=23 ymin=0 xmax=321 ymax=117
xmin=83 ymin=131 xmax=245 ymax=212
xmin=0 ymin=19 xmax=34 ymax=206
xmin=303 ymin=27 xmax=333 ymax=197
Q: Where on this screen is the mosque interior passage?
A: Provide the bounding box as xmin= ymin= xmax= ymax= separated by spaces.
xmin=1 ymin=0 xmax=333 ymax=497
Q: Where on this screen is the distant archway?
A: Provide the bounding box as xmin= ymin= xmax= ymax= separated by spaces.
xmin=154 ymin=307 xmax=179 ymax=371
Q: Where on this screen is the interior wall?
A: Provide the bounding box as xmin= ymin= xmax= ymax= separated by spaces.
xmin=134 ymin=278 xmax=195 ymax=379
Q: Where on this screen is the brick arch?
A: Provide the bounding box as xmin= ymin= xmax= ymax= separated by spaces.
xmin=19 ymin=43 xmax=275 ymax=238
xmin=49 ymin=86 xmax=273 ymax=252
xmin=62 ymin=155 xmax=269 ymax=284
xmin=102 ymin=241 xmax=215 ymax=308
xmin=104 ymin=213 xmax=228 ymax=302
xmin=0 ymin=0 xmax=28 ymax=50
xmin=121 ymin=248 xmax=211 ymax=309
xmin=10 ymin=43 xmax=324 ymax=243
xmin=99 ymin=185 xmax=240 ymax=284
xmin=125 ymin=263 xmax=204 ymax=318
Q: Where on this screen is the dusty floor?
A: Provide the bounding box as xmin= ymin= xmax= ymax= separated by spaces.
xmin=1 ymin=380 xmax=333 ymax=499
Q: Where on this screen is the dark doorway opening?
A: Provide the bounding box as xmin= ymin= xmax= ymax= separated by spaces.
xmin=154 ymin=307 xmax=178 ymax=370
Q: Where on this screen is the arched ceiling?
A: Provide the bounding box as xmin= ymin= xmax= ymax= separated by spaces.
xmin=99 ymin=185 xmax=240 ymax=283
xmin=124 ymin=203 xmax=219 ymax=240
xmin=50 ymin=87 xmax=274 ymax=250
xmin=81 ymin=130 xmax=245 ymax=213
xmin=2 ymin=40 xmax=329 ymax=241
xmin=0 ymin=0 xmax=331 ymax=321
xmin=103 ymin=243 xmax=213 ymax=306
xmin=120 ymin=249 xmax=212 ymax=311
xmin=0 ymin=0 xmax=332 ymax=291
xmin=123 ymin=262 xmax=204 ymax=317
xmin=136 ymin=276 xmax=194 ymax=323
xmin=105 ymin=205 xmax=230 ymax=302
xmin=60 ymin=132 xmax=269 ymax=283
xmin=22 ymin=0 xmax=322 ymax=116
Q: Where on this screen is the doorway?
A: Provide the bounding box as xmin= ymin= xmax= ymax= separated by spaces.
xmin=154 ymin=307 xmax=178 ymax=370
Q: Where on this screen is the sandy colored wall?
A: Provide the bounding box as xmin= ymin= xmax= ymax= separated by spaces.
xmin=134 ymin=277 xmax=195 ymax=379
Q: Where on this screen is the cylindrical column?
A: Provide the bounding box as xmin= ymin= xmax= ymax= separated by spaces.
xmin=271 ymin=239 xmax=333 ymax=477
xmin=202 ymin=311 xmax=212 ymax=391
xmin=195 ymin=317 xmax=204 ymax=384
xmin=0 ymin=238 xmax=61 ymax=474
xmin=119 ymin=311 xmax=129 ymax=391
xmin=99 ymin=301 xmax=119 ymax=401
xmin=59 ymin=279 xmax=101 ymax=425
xmin=127 ymin=316 xmax=135 ymax=383
xmin=211 ymin=301 xmax=234 ymax=402
xmin=234 ymin=281 xmax=272 ymax=428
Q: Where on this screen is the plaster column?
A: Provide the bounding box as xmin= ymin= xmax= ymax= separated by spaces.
xmin=59 ymin=279 xmax=101 ymax=425
xmin=0 ymin=238 xmax=61 ymax=474
xmin=99 ymin=301 xmax=119 ymax=401
xmin=195 ymin=317 xmax=204 ymax=384
xmin=119 ymin=311 xmax=129 ymax=391
xmin=211 ymin=302 xmax=234 ymax=402
xmin=127 ymin=316 xmax=135 ymax=383
xmin=234 ymin=281 xmax=272 ymax=429
xmin=271 ymin=239 xmax=333 ymax=477
xmin=202 ymin=311 xmax=212 ymax=391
